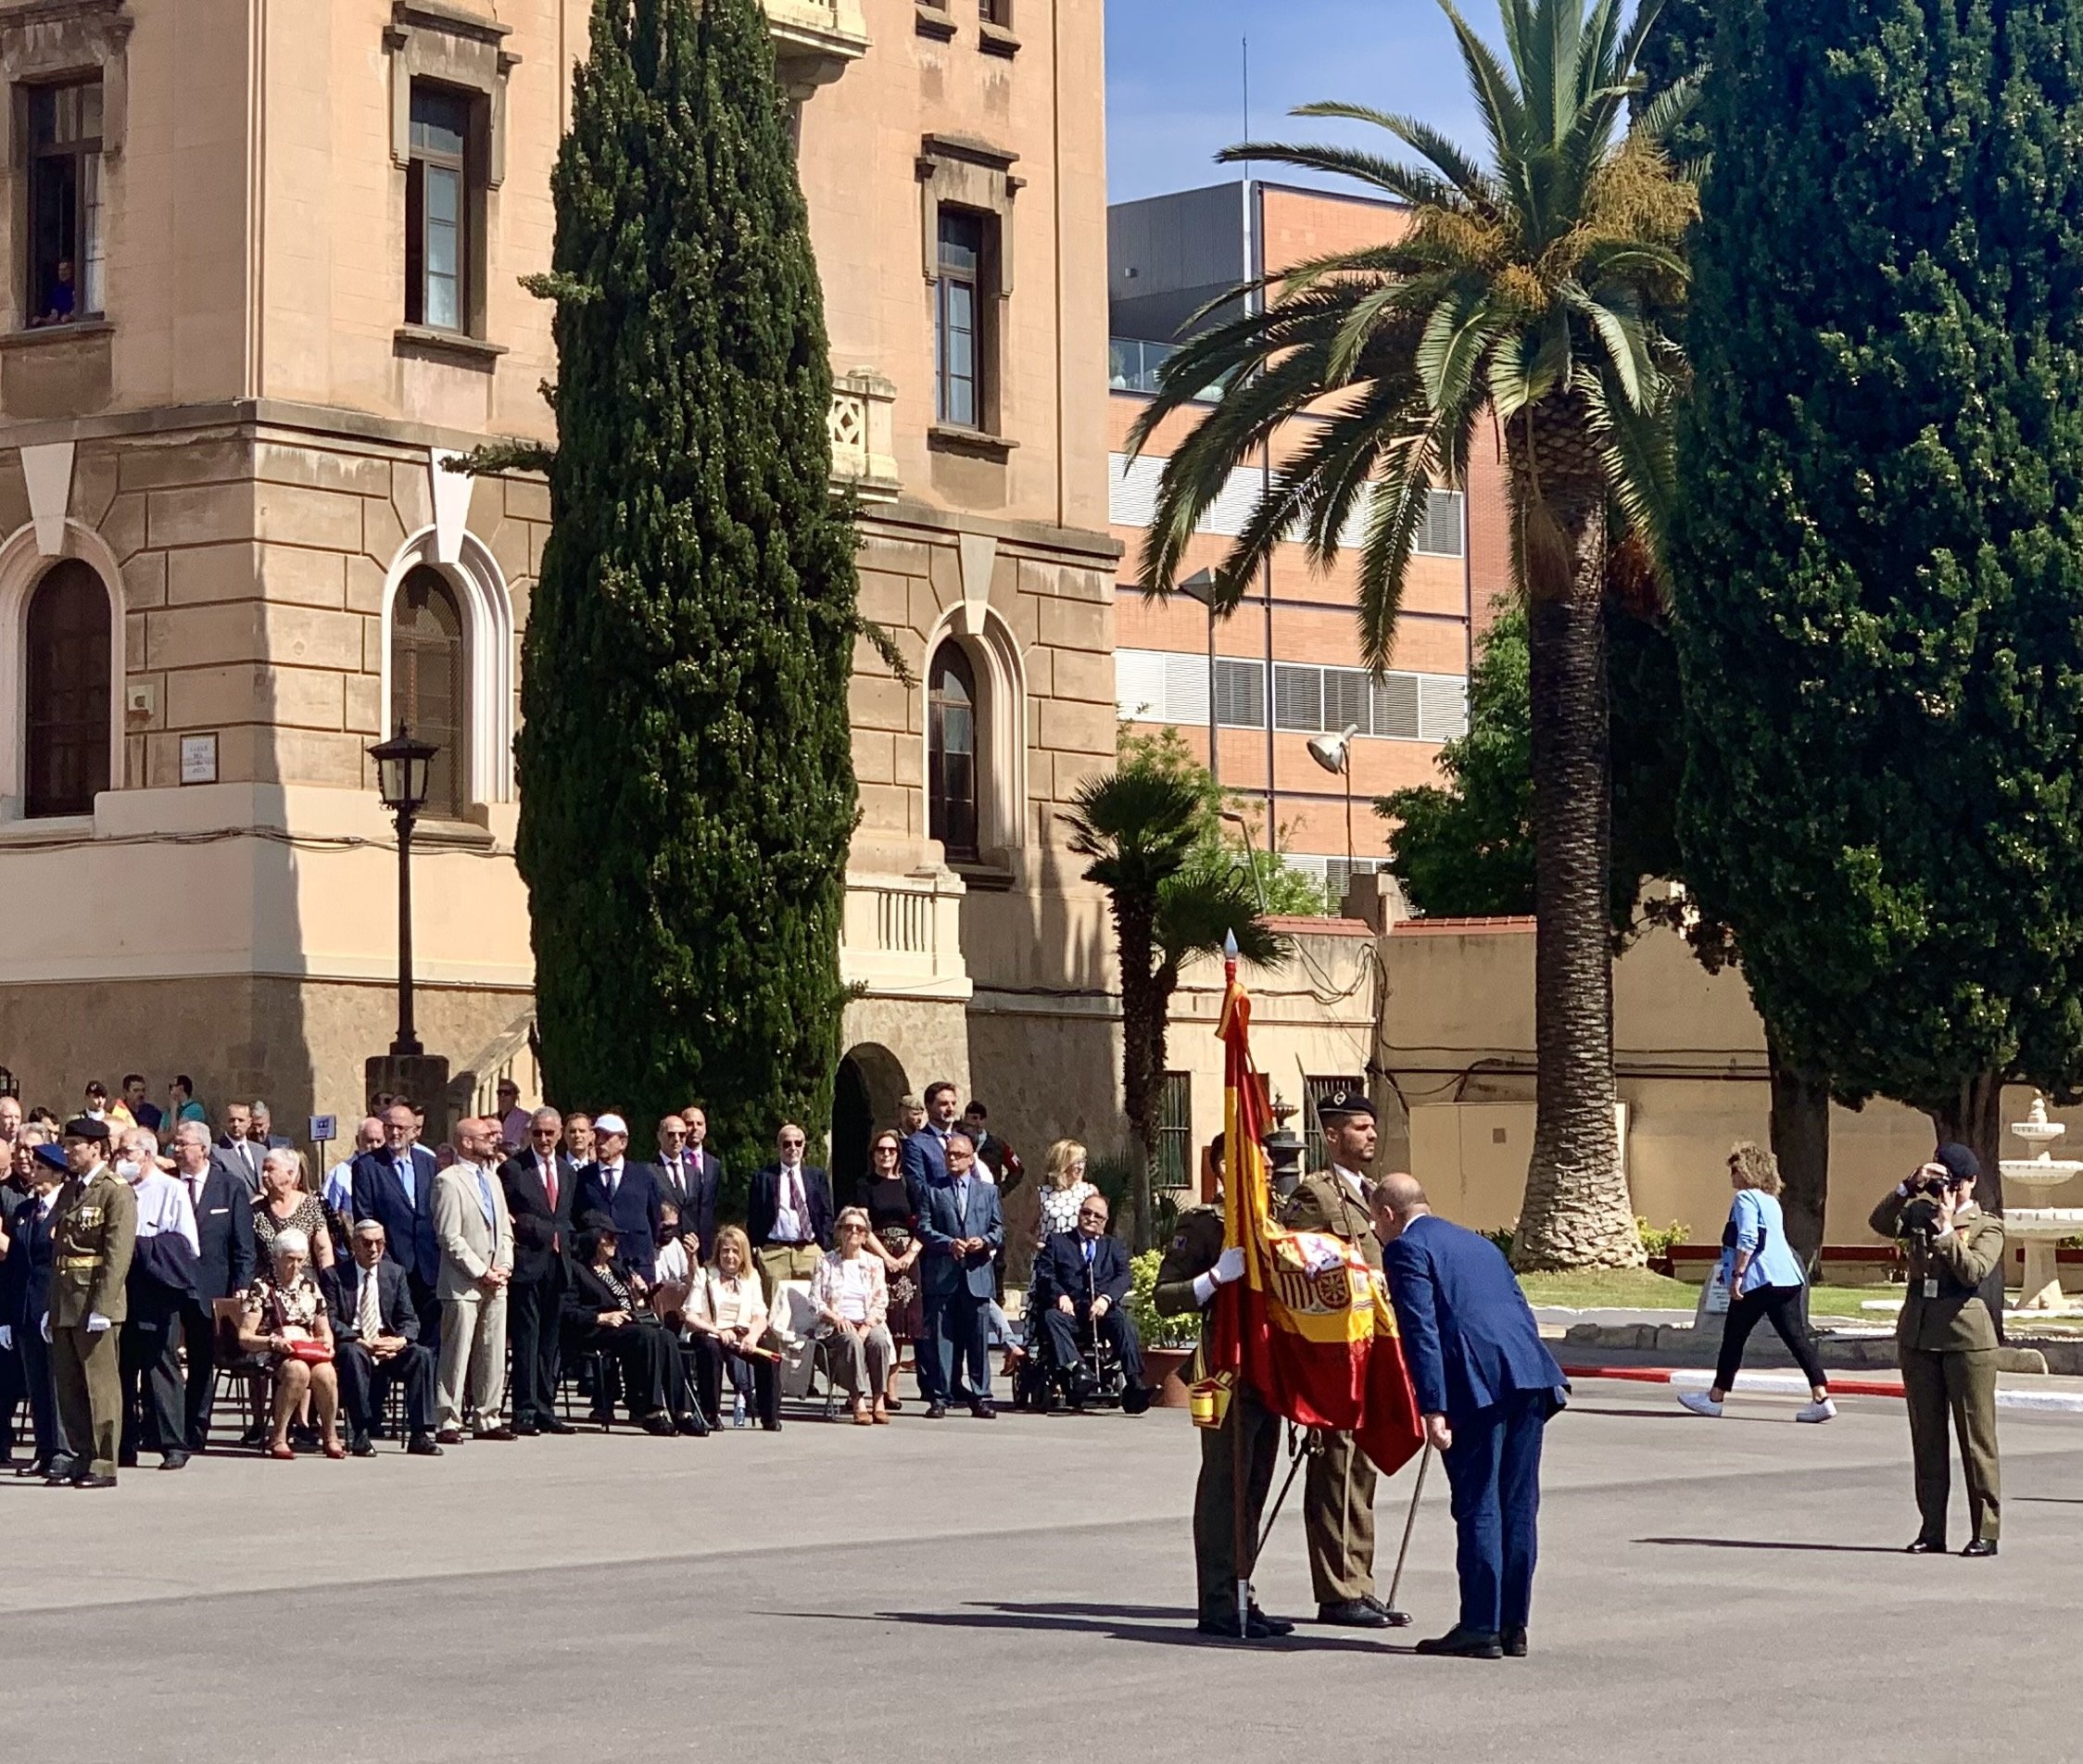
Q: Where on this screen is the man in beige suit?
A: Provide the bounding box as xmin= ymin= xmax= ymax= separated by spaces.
xmin=433 ymin=1115 xmax=515 ymax=1443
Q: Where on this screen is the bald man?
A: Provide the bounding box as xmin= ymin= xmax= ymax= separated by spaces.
xmin=1373 ymin=1174 xmax=1566 ymax=1659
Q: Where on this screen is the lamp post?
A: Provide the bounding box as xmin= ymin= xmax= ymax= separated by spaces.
xmin=1307 ymin=721 xmax=1361 ymax=874
xmin=368 ymin=723 xmax=438 ymax=1058
xmin=1179 ymin=568 xmax=1222 ymax=791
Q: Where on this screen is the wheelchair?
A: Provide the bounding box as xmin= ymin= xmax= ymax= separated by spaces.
xmin=1010 ymin=1283 xmax=1132 ymax=1413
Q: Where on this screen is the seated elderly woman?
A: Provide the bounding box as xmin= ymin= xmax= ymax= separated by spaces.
xmin=684 ymin=1225 xmax=780 ymax=1430
xmin=562 ymin=1214 xmax=701 ymax=1436
xmin=235 ymin=1228 xmax=344 ymax=1460
xmin=812 ymin=1206 xmax=896 ymax=1426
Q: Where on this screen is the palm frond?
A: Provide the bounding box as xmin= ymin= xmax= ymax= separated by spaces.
xmin=1291 ymin=101 xmax=1496 ymax=207
xmin=1215 ymin=140 xmax=1457 ymax=212
xmin=1155 ymin=870 xmax=1290 ymax=971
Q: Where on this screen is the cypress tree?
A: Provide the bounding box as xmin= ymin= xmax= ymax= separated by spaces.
xmin=517 ymin=0 xmax=860 ymax=1191
xmin=1673 ymin=0 xmax=2083 ymax=1197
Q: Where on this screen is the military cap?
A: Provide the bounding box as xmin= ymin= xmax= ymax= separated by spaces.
xmin=32 ymin=1141 xmax=67 ymax=1171
xmin=1316 ymin=1089 xmax=1376 ymax=1122
xmin=61 ymin=1115 xmax=110 ymax=1144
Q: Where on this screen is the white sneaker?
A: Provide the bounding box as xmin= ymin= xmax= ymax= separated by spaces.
xmin=1796 ymin=1398 xmax=1837 ymax=1423
xmin=1677 ymin=1391 xmax=1723 ymax=1418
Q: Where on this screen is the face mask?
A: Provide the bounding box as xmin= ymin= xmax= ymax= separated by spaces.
xmin=115 ymin=1158 xmax=142 ymax=1179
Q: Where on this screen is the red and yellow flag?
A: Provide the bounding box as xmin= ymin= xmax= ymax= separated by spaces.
xmin=1208 ymin=962 xmax=1422 ymax=1477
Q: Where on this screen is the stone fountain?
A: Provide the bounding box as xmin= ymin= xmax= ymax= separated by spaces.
xmin=1999 ymin=1095 xmax=2083 ymax=1314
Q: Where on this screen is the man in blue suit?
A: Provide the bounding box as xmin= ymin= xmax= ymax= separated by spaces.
xmin=571 ymin=1114 xmax=666 ymax=1283
xmin=350 ymin=1102 xmax=443 ymax=1349
xmin=1376 ymin=1172 xmax=1567 ymax=1660
xmin=912 ymin=1126 xmax=1003 ymax=1418
xmin=898 ymin=1078 xmax=961 ymax=1200
xmin=1029 ymin=1191 xmax=1149 ymax=1413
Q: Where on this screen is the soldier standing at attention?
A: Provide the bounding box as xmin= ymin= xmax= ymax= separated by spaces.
xmin=45 ymin=1117 xmax=136 ymax=1489
xmin=1155 ymin=1138 xmax=1294 ymax=1641
xmin=1281 ymin=1090 xmax=1393 ymax=1628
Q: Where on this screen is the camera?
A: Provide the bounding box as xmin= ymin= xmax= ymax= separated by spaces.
xmin=1905 ymin=1170 xmax=1952 ymax=1201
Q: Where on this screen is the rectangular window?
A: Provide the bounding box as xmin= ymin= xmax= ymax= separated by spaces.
xmin=936 ymin=207 xmax=994 ymax=429
xmin=1415 ymin=488 xmax=1466 ymax=557
xmin=1157 ymin=1073 xmax=1192 ymax=1191
xmin=1274 ymin=662 xmax=1323 ymax=733
xmin=1213 ymin=657 xmax=1264 ymax=729
xmin=25 ymin=78 xmax=106 ymax=324
xmin=981 ymin=0 xmax=1014 ymax=23
xmin=1304 ymin=1076 xmax=1367 ymax=1171
xmin=406 ymin=83 xmax=473 ymax=332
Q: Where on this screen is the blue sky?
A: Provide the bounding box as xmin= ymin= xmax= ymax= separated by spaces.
xmin=1104 ymin=0 xmax=1491 ymax=204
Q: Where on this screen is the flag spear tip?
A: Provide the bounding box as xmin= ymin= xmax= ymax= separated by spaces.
xmin=1223 ymin=928 xmax=1240 ymax=959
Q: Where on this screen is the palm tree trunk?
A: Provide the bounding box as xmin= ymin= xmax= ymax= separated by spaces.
xmin=1510 ymin=406 xmax=1643 ymax=1271
xmin=1115 ymin=895 xmax=1161 ymax=1254
xmin=1929 ymin=1072 xmax=2006 ymax=1217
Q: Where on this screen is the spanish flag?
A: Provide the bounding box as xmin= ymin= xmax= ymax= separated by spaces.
xmin=1208 ymin=961 xmax=1422 ymax=1476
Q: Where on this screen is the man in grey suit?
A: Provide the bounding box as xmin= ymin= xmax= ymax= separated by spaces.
xmin=914 ymin=1126 xmax=1004 ymax=1418
xmin=432 ymin=1116 xmax=514 ymax=1443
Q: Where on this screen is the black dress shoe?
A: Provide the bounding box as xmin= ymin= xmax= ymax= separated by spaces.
xmin=1961 ymin=1539 xmax=1999 ymax=1558
xmin=1196 ymin=1611 xmax=1282 ymax=1640
xmin=511 ymin=1421 xmax=540 ymax=1437
xmin=1415 ymin=1627 xmax=1504 ymax=1658
xmin=348 ymin=1436 xmax=377 ymax=1458
xmin=761 ymin=1418 xmax=783 ymax=1432
xmin=71 ymin=1472 xmax=118 ymax=1490
xmin=675 ymin=1413 xmax=708 ymax=1436
xmin=925 ymin=1401 xmax=947 ymax=1419
xmin=1249 ymin=1606 xmax=1295 ymax=1636
xmin=970 ymin=1400 xmax=997 ymax=1419
xmin=406 ymin=1434 xmax=443 ymax=1456
xmin=1503 ymin=1627 xmax=1528 ymax=1657
xmin=474 ymin=1426 xmax=518 ymax=1443
xmin=19 ymin=1458 xmax=52 ymax=1479
xmin=1363 ymin=1594 xmax=1413 ymax=1628
xmin=541 ymin=1417 xmax=575 ymax=1435
xmin=642 ymin=1412 xmax=677 ymax=1436
xmin=158 ymin=1450 xmax=190 ymax=1471
xmin=1904 ymin=1536 xmax=1948 ymax=1555
xmin=1318 ymin=1598 xmax=1390 ymax=1630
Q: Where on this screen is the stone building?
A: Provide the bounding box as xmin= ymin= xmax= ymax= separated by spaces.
xmin=0 ymin=0 xmax=1131 ymax=1191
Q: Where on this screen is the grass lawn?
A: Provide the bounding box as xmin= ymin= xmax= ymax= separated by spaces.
xmin=1513 ymin=1267 xmax=1903 ymax=1318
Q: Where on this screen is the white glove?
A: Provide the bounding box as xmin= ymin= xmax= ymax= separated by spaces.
xmin=0 ymin=1325 xmax=12 ymax=1351
xmin=39 ymin=1312 xmax=52 ymax=1343
xmin=1213 ymin=1246 xmax=1246 ymax=1285
xmin=86 ymin=1312 xmax=111 ymax=1333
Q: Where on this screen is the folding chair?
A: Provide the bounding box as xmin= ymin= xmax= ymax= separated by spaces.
xmin=210 ymin=1298 xmax=272 ymax=1448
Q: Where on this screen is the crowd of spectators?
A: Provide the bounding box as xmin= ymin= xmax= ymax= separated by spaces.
xmin=0 ymin=1072 xmax=1150 ymax=1483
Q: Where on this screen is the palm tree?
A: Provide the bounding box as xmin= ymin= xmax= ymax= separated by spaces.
xmin=1129 ymin=0 xmax=1693 ymax=1269
xmin=1065 ymin=768 xmax=1288 ymax=1250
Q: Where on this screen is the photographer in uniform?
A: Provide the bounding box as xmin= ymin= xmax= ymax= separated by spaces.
xmin=1869 ymin=1143 xmax=2004 ymax=1557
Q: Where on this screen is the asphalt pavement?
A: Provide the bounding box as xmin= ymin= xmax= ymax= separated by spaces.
xmin=3 ymin=1381 xmax=2077 ymax=1760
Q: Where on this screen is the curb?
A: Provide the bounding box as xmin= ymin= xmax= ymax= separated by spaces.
xmin=1559 ymin=1364 xmax=2083 ymax=1417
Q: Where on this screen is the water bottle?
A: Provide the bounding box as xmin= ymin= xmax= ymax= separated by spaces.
xmin=733 ymin=1392 xmax=748 ymax=1429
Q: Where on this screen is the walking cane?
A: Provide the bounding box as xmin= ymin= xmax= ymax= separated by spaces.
xmin=1381 ymin=1441 xmax=1432 ymax=1625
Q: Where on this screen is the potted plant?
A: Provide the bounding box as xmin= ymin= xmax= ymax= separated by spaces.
xmin=1129 ymin=1248 xmax=1200 ymax=1406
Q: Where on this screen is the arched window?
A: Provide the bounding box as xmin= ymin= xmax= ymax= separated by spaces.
xmin=25 ymin=559 xmax=109 ymax=818
xmin=390 ymin=565 xmax=467 ymax=818
xmin=928 ymin=641 xmax=979 ymax=863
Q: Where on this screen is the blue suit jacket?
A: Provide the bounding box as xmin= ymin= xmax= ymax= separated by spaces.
xmin=1382 ymin=1214 xmax=1565 ymax=1421
xmin=899 ymin=1127 xmax=951 ymax=1203
xmin=572 ymin=1160 xmax=663 ymax=1282
xmin=1 ymin=1191 xmax=57 ymax=1331
xmin=1030 ymin=1229 xmax=1130 ymax=1310
xmin=190 ymin=1160 xmax=258 ymax=1301
xmin=913 ymin=1171 xmax=1004 ymax=1299
xmin=349 ymin=1146 xmax=442 ymax=1290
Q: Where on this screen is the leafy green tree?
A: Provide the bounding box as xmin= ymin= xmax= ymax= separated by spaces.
xmin=1673 ymin=0 xmax=2083 ymax=1202
xmin=1130 ymin=0 xmax=1696 ymax=1267
xmin=515 ymin=0 xmax=859 ymax=1191
xmin=1066 ymin=762 xmax=1289 ymax=1250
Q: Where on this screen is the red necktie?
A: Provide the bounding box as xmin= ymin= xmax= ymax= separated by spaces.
xmin=543 ymin=1157 xmax=562 ymax=1254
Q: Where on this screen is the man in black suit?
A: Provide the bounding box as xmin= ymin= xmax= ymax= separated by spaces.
xmin=216 ymin=1102 xmax=264 ymax=1195
xmin=0 ymin=1141 xmax=72 ymax=1477
xmin=499 ymin=1106 xmax=575 ymax=1435
xmin=167 ymin=1119 xmax=256 ymax=1453
xmin=570 ymin=1114 xmax=664 ymax=1283
xmin=746 ymin=1123 xmax=834 ymax=1299
xmin=1030 ymin=1191 xmax=1149 ymax=1413
xmin=660 ymin=1104 xmax=723 ymax=1263
xmin=246 ymin=1100 xmax=293 ymax=1154
xmin=350 ymin=1102 xmax=444 ymax=1348
xmin=332 ymin=1220 xmax=441 ymax=1456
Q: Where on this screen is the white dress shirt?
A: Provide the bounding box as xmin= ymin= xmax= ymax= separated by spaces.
xmin=130 ymin=1169 xmax=200 ymax=1254
xmin=773 ymin=1162 xmax=807 ymax=1242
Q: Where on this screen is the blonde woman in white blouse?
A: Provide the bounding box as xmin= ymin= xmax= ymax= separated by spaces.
xmin=686 ymin=1226 xmax=780 ymax=1430
xmin=1034 ymin=1139 xmax=1098 ymax=1246
xmin=813 ymin=1207 xmax=894 ymax=1426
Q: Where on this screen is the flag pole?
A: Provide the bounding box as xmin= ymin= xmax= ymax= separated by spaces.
xmin=1224 ymin=931 xmax=1252 ymax=1642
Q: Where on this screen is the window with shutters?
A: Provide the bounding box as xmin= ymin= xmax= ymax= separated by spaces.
xmin=24 ymin=560 xmax=109 ymax=818
xmin=1157 ymin=1072 xmax=1192 ymax=1190
xmin=1213 ymin=658 xmax=1264 ymax=729
xmin=928 ymin=641 xmax=980 ymax=863
xmin=1415 ymin=488 xmax=1465 ymax=557
xmin=1274 ymin=663 xmax=1323 ymax=733
xmin=390 ymin=567 xmax=468 ymax=818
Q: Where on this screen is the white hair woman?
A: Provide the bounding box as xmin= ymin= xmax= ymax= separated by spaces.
xmin=236 ymin=1227 xmax=344 ymax=1459
xmin=812 ymin=1206 xmax=895 ymax=1426
xmin=252 ymin=1146 xmax=335 ymax=1273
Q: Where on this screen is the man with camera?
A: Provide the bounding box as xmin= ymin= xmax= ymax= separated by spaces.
xmin=1869 ymin=1143 xmax=2005 ymax=1557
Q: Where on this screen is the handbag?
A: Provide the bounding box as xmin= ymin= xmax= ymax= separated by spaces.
xmin=284 ymin=1337 xmax=333 ymax=1365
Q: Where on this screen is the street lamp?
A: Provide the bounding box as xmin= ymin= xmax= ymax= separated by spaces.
xmin=1178 ymin=568 xmax=1223 ymax=790
xmin=368 ymin=723 xmax=439 ymax=1057
xmin=1307 ymin=722 xmax=1362 ymax=871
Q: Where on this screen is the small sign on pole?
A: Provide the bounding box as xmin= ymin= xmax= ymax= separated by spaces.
xmin=309 ymin=1115 xmax=337 ymax=1148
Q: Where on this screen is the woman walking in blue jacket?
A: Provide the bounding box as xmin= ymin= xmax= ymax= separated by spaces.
xmin=1680 ymin=1143 xmax=1835 ymax=1422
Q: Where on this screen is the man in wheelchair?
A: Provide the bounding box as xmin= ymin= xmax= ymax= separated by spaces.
xmin=1028 ymin=1192 xmax=1151 ymax=1415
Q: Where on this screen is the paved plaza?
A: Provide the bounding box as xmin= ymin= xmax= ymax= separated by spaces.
xmin=3 ymin=1380 xmax=2077 ymax=1760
